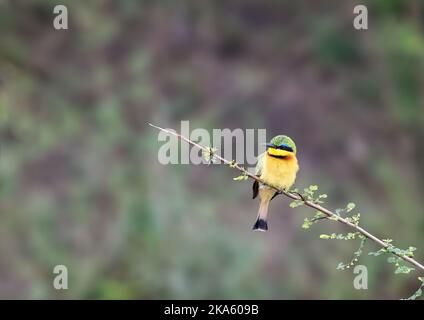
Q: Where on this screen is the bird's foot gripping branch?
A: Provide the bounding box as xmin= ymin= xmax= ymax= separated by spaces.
xmin=149 ymin=123 xmax=424 ymax=300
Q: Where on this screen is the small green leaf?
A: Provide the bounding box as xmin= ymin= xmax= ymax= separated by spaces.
xmin=369 ymin=248 xmax=386 ymax=256
xmin=336 ymin=262 xmax=345 ymax=270
xmin=302 ymin=218 xmax=312 ymax=229
xmin=290 ymin=200 xmax=303 ymax=208
xmin=346 ymin=202 xmax=356 ymax=212
xmin=395 ymin=265 xmax=414 ymax=274
xmin=387 ymin=257 xmax=397 ymax=264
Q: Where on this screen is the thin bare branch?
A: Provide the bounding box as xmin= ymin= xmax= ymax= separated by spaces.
xmin=149 ymin=123 xmax=424 ymax=273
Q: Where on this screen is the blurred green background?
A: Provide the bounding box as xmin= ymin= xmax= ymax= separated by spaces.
xmin=1 ymin=0 xmax=424 ymax=299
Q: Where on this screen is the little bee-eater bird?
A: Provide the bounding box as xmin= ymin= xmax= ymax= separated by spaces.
xmin=252 ymin=135 xmax=299 ymax=231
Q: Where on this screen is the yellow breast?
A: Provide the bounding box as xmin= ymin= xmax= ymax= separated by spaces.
xmin=260 ymin=154 xmax=299 ymax=190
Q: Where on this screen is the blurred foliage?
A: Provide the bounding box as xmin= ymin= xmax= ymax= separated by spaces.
xmin=1 ymin=0 xmax=424 ymax=299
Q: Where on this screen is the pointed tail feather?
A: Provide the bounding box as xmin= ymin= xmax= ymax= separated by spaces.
xmin=253 ymin=195 xmax=271 ymax=232
xmin=252 ymin=217 xmax=268 ymax=231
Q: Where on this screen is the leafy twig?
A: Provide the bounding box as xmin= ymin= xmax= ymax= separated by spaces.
xmin=149 ymin=123 xmax=424 ymax=297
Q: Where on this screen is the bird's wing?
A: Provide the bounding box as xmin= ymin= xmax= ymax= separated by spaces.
xmin=252 ymin=180 xmax=259 ymax=199
xmin=252 ymin=152 xmax=265 ymax=199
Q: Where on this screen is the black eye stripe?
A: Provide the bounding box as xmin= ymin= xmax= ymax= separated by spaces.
xmin=275 ymin=145 xmax=293 ymax=152
xmin=266 ymin=143 xmax=294 ymax=152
